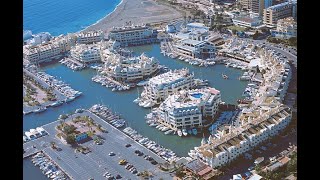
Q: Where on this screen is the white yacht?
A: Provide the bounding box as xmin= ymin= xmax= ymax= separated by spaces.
xmin=182 ymin=129 xmax=188 ymax=136
xmin=177 ymin=130 xmax=182 ymax=137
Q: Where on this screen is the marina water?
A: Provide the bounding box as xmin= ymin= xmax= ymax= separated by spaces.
xmin=23 ymin=0 xmax=121 ymax=36
xmin=23 ymin=44 xmax=248 ymax=178
xmin=24 ymin=44 xmax=248 ymax=154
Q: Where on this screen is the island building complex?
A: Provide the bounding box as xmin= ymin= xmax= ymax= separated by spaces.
xmin=136 ymin=68 xmax=196 ymax=108
xmin=101 ymin=53 xmax=159 ymax=83
xmin=151 ymin=87 xmax=221 ymax=131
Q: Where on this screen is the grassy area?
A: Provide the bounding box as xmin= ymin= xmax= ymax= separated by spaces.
xmin=267 ymin=36 xmax=297 ymax=48
xmin=226 ymin=25 xmax=246 ymax=32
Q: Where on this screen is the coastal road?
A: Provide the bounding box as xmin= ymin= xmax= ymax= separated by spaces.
xmin=238 ymin=38 xmax=297 ymax=67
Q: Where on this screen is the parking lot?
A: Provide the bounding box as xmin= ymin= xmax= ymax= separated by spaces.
xmin=24 ymin=110 xmax=172 ymax=180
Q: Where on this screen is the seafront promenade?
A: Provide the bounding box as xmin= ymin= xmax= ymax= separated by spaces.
xmin=23 ymin=110 xmax=173 ymax=179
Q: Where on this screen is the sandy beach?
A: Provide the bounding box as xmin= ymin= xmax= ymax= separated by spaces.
xmin=84 ymin=0 xmax=183 ymax=32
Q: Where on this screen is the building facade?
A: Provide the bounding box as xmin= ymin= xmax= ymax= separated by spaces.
xmin=70 ymin=44 xmax=103 ymax=63
xmin=175 ymin=39 xmax=216 ymax=59
xmin=271 ymin=17 xmax=297 ymax=39
xmin=263 ymin=1 xmax=296 ymax=27
xmin=76 ymin=30 xmax=104 ymax=44
xmin=23 ymin=34 xmax=77 ymax=64
xmin=108 ymin=24 xmax=158 ymax=47
xmin=138 ymin=68 xmax=195 ymax=107
xmin=102 ymin=53 xmax=159 ymax=82
xmin=154 ymin=87 xmax=221 ymax=130
xmin=232 ymin=16 xmax=262 ymax=28
xmin=190 ymin=105 xmax=291 ymax=168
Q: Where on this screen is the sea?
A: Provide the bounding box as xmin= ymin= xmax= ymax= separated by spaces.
xmin=23 ymin=0 xmax=121 ymax=36
xmin=23 ymin=1 xmax=248 ymax=178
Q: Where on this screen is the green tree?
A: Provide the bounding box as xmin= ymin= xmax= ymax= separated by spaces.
xmin=66 ymin=134 xmax=75 ymax=144
xmin=231 ymin=29 xmax=237 ymax=35
xmin=255 ymin=164 xmax=262 ymax=173
xmin=288 ymin=37 xmax=297 ymax=46
xmin=175 ymin=166 xmax=185 ymax=178
xmin=252 ymin=31 xmax=260 ymax=40
xmin=287 ymin=154 xmax=297 ymax=173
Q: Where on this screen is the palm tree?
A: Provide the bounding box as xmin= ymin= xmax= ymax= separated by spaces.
xmin=50 ymin=141 xmax=56 ymax=149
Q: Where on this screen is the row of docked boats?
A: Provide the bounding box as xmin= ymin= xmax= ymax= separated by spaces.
xmin=24 ymin=127 xmax=48 ymax=142
xmin=224 ymin=58 xmax=249 ymax=71
xmin=32 ymin=152 xmax=68 ymax=180
xmin=239 ymin=71 xmax=255 ymax=81
xmin=59 ymin=58 xmax=86 ymax=71
xmin=146 ymin=119 xmax=198 ymax=137
xmin=89 ymin=104 xmax=126 ymax=129
xmin=134 ymin=98 xmax=155 ymax=108
xmin=92 ymin=75 xmax=131 ymax=91
xmin=176 ymin=128 xmax=198 ymax=137
xmin=36 ymin=71 xmax=82 ymax=101
xmin=123 ymin=127 xmax=179 ymax=162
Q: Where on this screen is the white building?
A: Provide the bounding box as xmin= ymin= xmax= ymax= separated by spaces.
xmin=102 ymin=53 xmax=159 ymax=82
xmin=25 ymin=32 xmax=52 ymax=46
xmin=154 ymin=87 xmax=221 ymax=130
xmin=175 ymin=39 xmax=216 ymax=59
xmin=108 ymin=24 xmax=158 ymax=47
xmin=23 ymin=43 xmax=61 ymax=63
xmin=70 ymin=44 xmax=103 ymax=63
xmin=186 ymin=23 xmax=210 ymax=32
xmin=232 ymin=16 xmax=262 ymax=28
xmin=271 ymin=17 xmax=297 ymax=39
xmin=23 ymin=34 xmax=77 ymax=64
xmin=76 ymin=30 xmax=104 ymax=44
xmin=138 ymin=68 xmax=195 ymax=107
xmin=190 ymin=105 xmax=291 ymax=168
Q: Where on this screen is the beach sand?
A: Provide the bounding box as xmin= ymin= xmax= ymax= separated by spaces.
xmin=84 ymin=0 xmax=183 ymax=32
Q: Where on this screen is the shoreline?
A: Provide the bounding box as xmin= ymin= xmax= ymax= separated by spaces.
xmin=83 ymin=0 xmax=184 ymax=33
xmin=81 ymin=0 xmax=124 ymax=33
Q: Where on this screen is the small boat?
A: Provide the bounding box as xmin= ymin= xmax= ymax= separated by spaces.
xmin=182 ymin=129 xmax=188 ymax=136
xmin=222 ymin=73 xmax=228 ymax=79
xmin=50 ymin=101 xmax=63 ymax=107
xmin=177 ymin=130 xmax=182 ymax=137
xmin=187 ymin=129 xmax=192 ymax=135
xmin=33 ymin=107 xmax=46 ymax=113
xmin=149 ymin=123 xmax=158 ymax=127
xmin=65 ymin=96 xmax=75 ymax=102
xmin=162 ymin=127 xmax=170 ymax=132
xmin=164 ymin=129 xmax=174 ymax=135
xmin=192 ymin=128 xmax=198 ymax=135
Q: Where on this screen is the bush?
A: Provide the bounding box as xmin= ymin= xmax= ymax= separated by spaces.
xmin=63 ymin=124 xmax=77 ymax=134
xmin=66 ymin=134 xmax=75 ymax=144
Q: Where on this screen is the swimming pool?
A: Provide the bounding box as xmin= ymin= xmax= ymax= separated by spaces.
xmin=191 ymin=93 xmax=203 ymax=99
